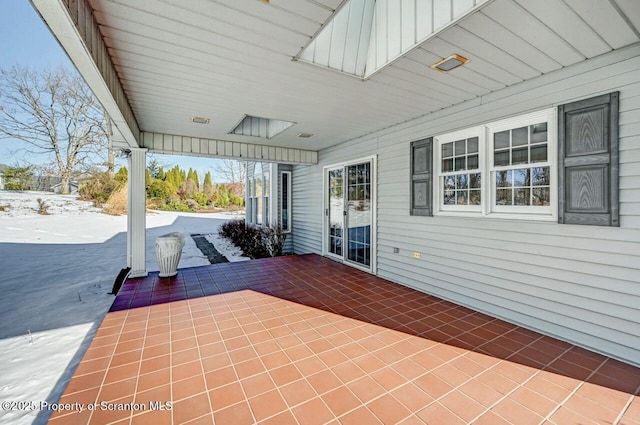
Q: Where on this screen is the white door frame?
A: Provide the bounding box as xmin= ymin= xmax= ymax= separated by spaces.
xmin=322 ymin=155 xmax=377 ymax=274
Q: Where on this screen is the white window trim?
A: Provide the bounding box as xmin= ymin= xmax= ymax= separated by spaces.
xmin=433 ymin=126 xmax=486 ymax=216
xmin=280 ymin=170 xmax=292 ymax=233
xmin=433 ymin=108 xmax=558 ymax=221
xmin=487 ymin=109 xmax=557 ymax=220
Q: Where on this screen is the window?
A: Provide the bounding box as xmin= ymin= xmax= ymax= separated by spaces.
xmin=433 ymin=109 xmax=556 ymax=220
xmin=437 ymin=129 xmax=483 ymax=212
xmin=280 ymin=171 xmax=291 ymax=232
xmin=264 ymin=168 xmax=270 ymax=226
xmin=488 ymin=110 xmax=556 ymax=217
xmin=255 ymin=172 xmax=263 ymax=224
xmin=412 ymin=93 xmax=618 ymax=226
xmin=248 ymin=162 xmax=278 ymax=227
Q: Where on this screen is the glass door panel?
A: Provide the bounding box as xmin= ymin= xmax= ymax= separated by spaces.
xmin=328 ymin=168 xmax=344 ymax=257
xmin=346 ymin=162 xmax=371 ymax=267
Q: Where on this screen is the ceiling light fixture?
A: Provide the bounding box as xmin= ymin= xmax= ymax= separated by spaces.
xmin=297 ymin=132 xmax=314 ymax=138
xmin=191 ymin=116 xmax=210 ymax=124
xmin=430 ymin=54 xmax=469 ymax=72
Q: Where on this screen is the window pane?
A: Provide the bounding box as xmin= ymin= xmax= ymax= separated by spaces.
xmin=252 ymin=198 xmax=258 ymax=223
xmin=531 ymin=167 xmax=550 ymax=186
xmin=444 ymin=190 xmax=455 ymax=205
xmin=512 ymin=147 xmax=528 ymax=165
xmin=455 ymin=140 xmax=466 ymax=155
xmin=442 ymin=142 xmax=453 ymax=157
xmin=257 ymin=195 xmax=263 ymax=224
xmin=514 ymin=188 xmax=530 ymax=206
xmin=512 ymin=126 xmax=528 ymax=146
xmin=456 ymin=174 xmax=468 ymax=189
xmin=496 ymin=188 xmax=512 ymax=205
xmin=444 ymin=175 xmax=455 ymax=190
xmin=496 ymin=170 xmax=512 ymax=188
xmin=531 ymin=122 xmax=547 ymax=143
xmin=467 ymin=137 xmax=479 ymax=153
xmin=532 ymin=187 xmax=550 ymax=206
xmin=470 ymin=173 xmax=481 ymax=189
xmin=281 ymin=173 xmax=289 ymax=230
xmin=442 ymin=158 xmax=454 ymax=172
xmin=514 ymin=169 xmax=530 ymax=186
xmin=256 ymin=177 xmax=263 ymax=197
xmin=469 ymin=190 xmax=481 ymax=205
xmin=468 ymin=154 xmax=479 ymax=169
xmin=348 ymin=186 xmax=357 ymax=201
xmin=456 ymin=191 xmax=468 ymax=205
xmin=494 ymin=151 xmax=509 ymax=166
xmin=442 ymin=159 xmax=453 ymax=173
xmin=531 ymin=144 xmax=547 ymax=162
xmin=495 ymin=131 xmax=510 ymax=149
xmin=455 ymin=157 xmax=466 ymax=171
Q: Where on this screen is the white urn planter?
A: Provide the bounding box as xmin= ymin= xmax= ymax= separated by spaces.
xmin=155 ymin=232 xmax=186 ymax=277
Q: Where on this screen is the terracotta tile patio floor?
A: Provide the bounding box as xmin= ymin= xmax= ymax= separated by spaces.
xmin=50 ymin=254 xmax=640 ymax=424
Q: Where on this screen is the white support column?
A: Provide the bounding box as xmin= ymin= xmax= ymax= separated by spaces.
xmin=127 ymin=148 xmax=148 ymax=277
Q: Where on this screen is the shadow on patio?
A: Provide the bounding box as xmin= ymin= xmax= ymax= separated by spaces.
xmin=49 ymin=254 xmax=640 ymax=424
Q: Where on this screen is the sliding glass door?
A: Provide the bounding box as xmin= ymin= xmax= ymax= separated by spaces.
xmin=325 ymin=158 xmax=374 ymax=270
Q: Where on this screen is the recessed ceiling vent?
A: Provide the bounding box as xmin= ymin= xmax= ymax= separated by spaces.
xmin=191 ymin=116 xmax=210 ymax=124
xmin=429 ymin=54 xmax=469 ymax=72
xmin=230 ymin=115 xmax=295 ymax=139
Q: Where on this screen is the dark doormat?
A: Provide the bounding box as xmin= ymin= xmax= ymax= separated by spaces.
xmin=191 ymin=234 xmax=230 ymax=264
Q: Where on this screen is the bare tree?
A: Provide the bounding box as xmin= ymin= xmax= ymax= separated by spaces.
xmin=0 ymin=65 xmax=108 ymax=194
xmin=213 ymin=159 xmax=247 ymax=184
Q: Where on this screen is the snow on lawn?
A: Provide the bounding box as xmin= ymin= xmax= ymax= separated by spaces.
xmin=0 ymin=191 xmax=245 ymax=425
xmin=205 ymin=232 xmax=250 ymax=262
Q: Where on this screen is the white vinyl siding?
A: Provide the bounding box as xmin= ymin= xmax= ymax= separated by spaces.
xmin=292 ymin=44 xmax=640 ymax=366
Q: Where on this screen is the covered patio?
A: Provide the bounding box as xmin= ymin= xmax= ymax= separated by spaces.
xmin=49 ymin=255 xmax=639 ymax=424
xmin=27 ymin=0 xmax=640 ymax=422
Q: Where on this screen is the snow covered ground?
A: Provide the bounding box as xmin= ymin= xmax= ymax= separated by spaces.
xmin=0 ymin=191 xmax=246 ymax=425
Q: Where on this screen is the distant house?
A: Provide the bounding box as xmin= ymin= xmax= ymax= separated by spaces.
xmin=51 ymin=181 xmax=79 ymax=195
xmin=33 ymin=175 xmax=85 ymax=194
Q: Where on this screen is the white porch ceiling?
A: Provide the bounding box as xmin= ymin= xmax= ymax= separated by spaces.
xmin=45 ymin=0 xmax=640 ymax=152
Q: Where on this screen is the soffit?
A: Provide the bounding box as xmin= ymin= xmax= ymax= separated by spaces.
xmin=86 ymin=0 xmax=640 ymax=152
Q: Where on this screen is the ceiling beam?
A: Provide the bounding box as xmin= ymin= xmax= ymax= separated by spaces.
xmin=30 ymin=0 xmax=140 ymax=148
xmin=141 ymin=132 xmax=318 ymax=165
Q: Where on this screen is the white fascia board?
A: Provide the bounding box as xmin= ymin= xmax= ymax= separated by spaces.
xmin=30 ymin=0 xmax=140 ymax=148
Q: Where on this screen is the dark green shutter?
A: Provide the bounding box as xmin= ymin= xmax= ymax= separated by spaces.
xmin=558 ymin=92 xmax=619 ymax=226
xmin=410 ymin=138 xmax=433 ymax=216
